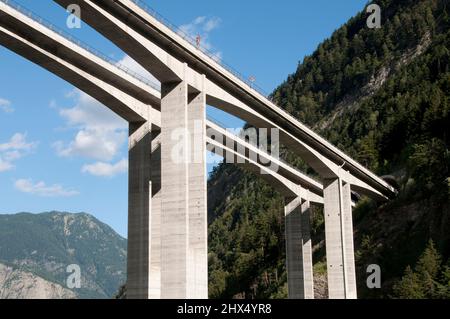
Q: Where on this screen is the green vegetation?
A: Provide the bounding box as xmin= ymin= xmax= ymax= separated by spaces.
xmin=393 ymin=240 xmax=450 ymax=298
xmin=208 ymin=0 xmax=450 ymax=298
xmin=0 ymin=212 xmax=126 ymax=299
xmin=208 ymin=169 xmax=286 ymax=298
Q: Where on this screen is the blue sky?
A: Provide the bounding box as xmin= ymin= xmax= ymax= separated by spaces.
xmin=0 ymin=0 xmax=368 ymax=237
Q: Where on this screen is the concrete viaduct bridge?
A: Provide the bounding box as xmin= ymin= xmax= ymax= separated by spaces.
xmin=0 ymin=0 xmax=396 ymax=299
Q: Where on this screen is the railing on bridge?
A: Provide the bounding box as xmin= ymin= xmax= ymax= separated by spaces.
xmin=206 ymin=114 xmax=299 ymax=172
xmin=1 ymin=0 xmax=269 ymax=98
xmin=206 ymin=114 xmax=322 ymax=189
xmin=206 ymin=113 xmax=325 ymax=190
xmin=1 ymin=0 xmax=313 ymax=182
xmin=0 ymin=0 xmax=161 ymax=92
xmin=128 ymin=0 xmax=270 ymax=98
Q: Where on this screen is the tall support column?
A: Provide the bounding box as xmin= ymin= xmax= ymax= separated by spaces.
xmin=160 ymin=76 xmax=190 ymax=299
xmin=187 ymin=75 xmax=208 ymax=299
xmin=149 ymin=140 xmax=162 ymax=299
xmin=127 ymin=121 xmax=152 ymax=299
xmin=285 ymin=196 xmax=314 ymax=299
xmin=342 ymin=182 xmax=357 ymax=299
xmin=160 ymin=69 xmax=208 ymax=299
xmin=323 ymin=178 xmax=357 ymax=299
xmin=301 ymin=199 xmax=314 ymax=298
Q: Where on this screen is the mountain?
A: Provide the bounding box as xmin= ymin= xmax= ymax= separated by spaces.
xmin=0 ymin=212 xmax=126 ymax=299
xmin=0 ymin=263 xmax=76 ymax=299
xmin=207 ymin=0 xmax=450 ymax=298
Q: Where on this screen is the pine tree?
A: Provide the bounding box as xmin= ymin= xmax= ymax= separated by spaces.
xmin=435 ymin=260 xmax=450 ymax=299
xmin=392 ymin=266 xmax=425 ymax=299
xmin=415 ymin=240 xmax=442 ymax=297
xmin=392 ymin=240 xmax=447 ymax=298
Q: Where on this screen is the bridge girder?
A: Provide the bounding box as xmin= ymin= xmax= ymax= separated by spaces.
xmin=0 ymin=1 xmax=327 ymax=204
xmin=52 ymin=0 xmax=395 ymax=200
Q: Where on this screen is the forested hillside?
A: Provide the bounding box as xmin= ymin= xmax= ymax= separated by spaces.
xmin=0 ymin=212 xmax=126 ymax=298
xmin=207 ymin=0 xmax=450 ymax=298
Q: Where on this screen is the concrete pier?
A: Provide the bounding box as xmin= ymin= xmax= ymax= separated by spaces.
xmin=187 ymin=76 xmax=208 ymax=299
xmin=285 ymin=197 xmax=314 ymax=299
xmin=149 ymin=139 xmax=162 ymax=299
xmin=160 ymin=78 xmax=190 ymax=299
xmin=342 ymin=182 xmax=357 ymax=299
xmin=323 ymin=178 xmax=357 ymax=299
xmin=127 ymin=122 xmax=152 ymax=299
xmin=160 ymin=69 xmax=208 ymax=299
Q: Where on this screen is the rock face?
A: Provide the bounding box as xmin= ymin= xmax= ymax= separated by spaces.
xmin=0 ymin=212 xmax=127 ymax=299
xmin=0 ymin=263 xmax=76 ymax=299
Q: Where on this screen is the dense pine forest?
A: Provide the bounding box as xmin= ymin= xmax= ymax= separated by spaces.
xmin=207 ymin=0 xmax=450 ymax=298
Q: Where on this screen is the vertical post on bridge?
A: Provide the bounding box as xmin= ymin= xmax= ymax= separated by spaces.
xmin=284 ymin=196 xmax=314 ymax=299
xmin=160 ymin=65 xmax=208 ymax=299
xmin=127 ymin=121 xmax=161 ymax=299
xmin=323 ymin=178 xmax=357 ymax=299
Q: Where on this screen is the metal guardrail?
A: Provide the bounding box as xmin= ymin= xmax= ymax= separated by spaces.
xmin=0 ymin=0 xmax=303 ymax=178
xmin=128 ymin=1 xmax=395 ymax=195
xmin=0 ymin=0 xmax=161 ymax=92
xmin=1 ymin=0 xmax=268 ymax=97
xmin=1 ymin=0 xmax=303 ymax=176
xmin=206 ymin=114 xmax=298 ymax=171
xmin=206 ymin=115 xmax=262 ymax=151
xmin=0 ymin=0 xmax=314 ymax=186
xmin=206 ymin=114 xmax=321 ymax=187
xmin=128 ymin=0 xmax=269 ymax=98
xmin=0 ymin=0 xmax=395 ymax=195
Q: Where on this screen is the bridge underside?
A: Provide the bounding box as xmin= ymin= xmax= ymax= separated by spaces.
xmin=0 ymin=0 xmax=398 ymax=299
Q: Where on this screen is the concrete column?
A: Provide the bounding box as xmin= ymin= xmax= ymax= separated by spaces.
xmin=187 ymin=76 xmax=208 ymax=299
xmin=342 ymin=182 xmax=357 ymax=299
xmin=160 ymin=68 xmax=208 ymax=299
xmin=301 ymin=199 xmax=314 ymax=298
xmin=149 ymin=140 xmax=161 ymax=299
xmin=160 ymin=78 xmax=190 ymax=299
xmin=127 ymin=121 xmax=152 ymax=299
xmin=323 ymin=178 xmax=356 ymax=299
xmin=285 ymin=196 xmax=314 ymax=299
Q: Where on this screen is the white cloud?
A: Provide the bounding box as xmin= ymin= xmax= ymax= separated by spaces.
xmin=54 ymin=90 xmax=127 ymax=162
xmin=179 ymin=16 xmax=222 ymax=60
xmin=54 ymin=128 xmax=126 ymax=161
xmin=59 ymin=91 xmax=126 ymax=131
xmin=180 ymin=16 xmax=221 ymax=36
xmin=0 ymin=158 xmax=13 ymax=172
xmin=0 ymin=98 xmax=13 ymax=113
xmin=14 ymin=179 xmax=79 ymax=197
xmin=0 ymin=133 xmax=37 ymax=152
xmin=0 ymin=133 xmax=38 ymax=172
xmin=204 ymin=17 xmax=221 ymax=32
xmin=81 ymin=158 xmax=128 ymax=177
xmin=193 ymin=16 xmax=206 ymax=25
